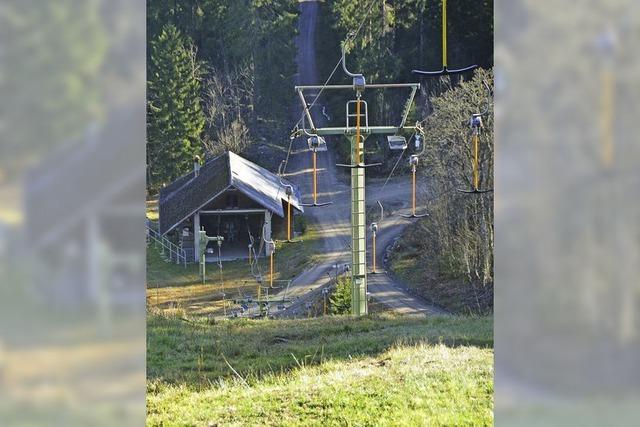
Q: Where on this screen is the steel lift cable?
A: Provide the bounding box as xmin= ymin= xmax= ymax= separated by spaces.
xmin=278 ymin=0 xmax=382 ymax=260
xmin=289 ymin=0 xmax=379 ymax=135
xmin=282 ymin=0 xmax=379 ymax=192
xmin=412 ymin=0 xmax=477 ymax=76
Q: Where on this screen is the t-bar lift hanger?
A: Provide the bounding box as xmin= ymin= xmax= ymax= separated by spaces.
xmin=412 ymin=0 xmax=478 ymax=76
xmin=457 ymin=79 xmax=493 ymax=194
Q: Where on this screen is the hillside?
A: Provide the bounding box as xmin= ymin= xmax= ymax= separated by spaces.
xmin=147 ymin=314 xmax=493 ymax=426
xmin=389 ymin=219 xmax=494 ymax=315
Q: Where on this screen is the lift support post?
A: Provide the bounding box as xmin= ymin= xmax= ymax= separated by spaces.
xmin=294 ymin=81 xmax=420 ymax=316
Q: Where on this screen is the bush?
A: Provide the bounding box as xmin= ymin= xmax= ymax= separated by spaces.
xmin=330 ymin=276 xmax=352 ymax=314
xmin=294 ymin=214 xmax=308 ymax=235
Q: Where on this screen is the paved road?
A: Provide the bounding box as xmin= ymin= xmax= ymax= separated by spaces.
xmin=274 ymin=0 xmax=445 ymax=317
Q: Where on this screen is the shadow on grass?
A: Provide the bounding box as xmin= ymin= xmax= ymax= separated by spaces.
xmin=147 ymin=313 xmax=493 ymax=389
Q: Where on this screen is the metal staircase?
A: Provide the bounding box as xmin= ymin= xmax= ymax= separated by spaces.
xmin=146 ymin=220 xmax=187 ymax=267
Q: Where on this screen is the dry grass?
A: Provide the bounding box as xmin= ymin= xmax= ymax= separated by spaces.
xmin=146 ymin=223 xmax=323 ymax=318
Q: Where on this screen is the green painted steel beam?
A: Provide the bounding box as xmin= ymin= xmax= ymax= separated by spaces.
xmin=349 ymin=134 xmax=368 ymax=316
xmin=295 ymin=83 xmax=420 ymax=91
xmin=306 ymin=126 xmax=418 ymax=136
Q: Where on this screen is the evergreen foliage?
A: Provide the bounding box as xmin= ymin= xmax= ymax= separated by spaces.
xmin=147 ymin=0 xmax=298 ymax=159
xmin=147 ymin=24 xmax=205 ymax=190
xmin=330 ymin=275 xmax=352 ymax=314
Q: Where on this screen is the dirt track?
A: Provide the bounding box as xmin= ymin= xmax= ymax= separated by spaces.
xmin=274 ymin=1 xmax=445 ymax=317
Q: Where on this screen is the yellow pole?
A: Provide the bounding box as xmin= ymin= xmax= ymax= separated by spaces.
xmin=313 ymin=151 xmax=317 ymax=203
xmin=287 ymin=195 xmax=292 ymax=241
xmin=220 ymin=268 xmax=225 ymax=315
xmin=442 ymin=0 xmax=448 ymax=68
xmin=412 ymin=167 xmax=416 ymax=216
xmin=473 ymin=133 xmax=479 ymax=190
xmin=355 ymin=99 xmax=361 ymax=164
xmin=270 ymin=252 xmax=274 ymax=288
xmin=372 ymin=232 xmax=376 ymax=273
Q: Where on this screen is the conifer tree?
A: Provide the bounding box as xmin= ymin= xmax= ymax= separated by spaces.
xmin=330 ymin=276 xmax=352 ymax=315
xmin=147 ymin=24 xmax=205 ymax=190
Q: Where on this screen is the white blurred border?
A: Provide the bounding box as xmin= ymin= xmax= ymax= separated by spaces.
xmin=0 ymin=1 xmax=145 ymax=425
xmin=495 ymin=0 xmax=640 ymax=424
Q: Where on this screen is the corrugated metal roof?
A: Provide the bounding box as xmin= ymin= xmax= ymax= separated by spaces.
xmin=159 ymin=151 xmax=303 ymax=235
xmin=228 ymin=152 xmax=303 ymax=216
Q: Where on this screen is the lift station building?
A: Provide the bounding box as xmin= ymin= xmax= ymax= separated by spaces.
xmin=159 ymin=151 xmax=303 ymax=262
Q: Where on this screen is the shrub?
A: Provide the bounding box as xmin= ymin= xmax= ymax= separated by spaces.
xmin=330 ymin=276 xmax=352 ymax=314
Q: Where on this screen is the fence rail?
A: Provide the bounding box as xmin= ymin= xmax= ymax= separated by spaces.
xmin=146 ymin=221 xmax=187 ymax=267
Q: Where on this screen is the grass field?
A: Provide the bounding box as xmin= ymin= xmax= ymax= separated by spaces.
xmin=146 ymin=221 xmax=323 ymax=317
xmin=147 ymin=313 xmax=493 ymax=426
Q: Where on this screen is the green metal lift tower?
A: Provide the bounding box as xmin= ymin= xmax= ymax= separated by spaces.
xmin=293 ymin=47 xmax=422 ymax=316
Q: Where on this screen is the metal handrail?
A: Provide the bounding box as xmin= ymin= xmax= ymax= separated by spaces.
xmin=146 ymin=221 xmax=187 ymax=267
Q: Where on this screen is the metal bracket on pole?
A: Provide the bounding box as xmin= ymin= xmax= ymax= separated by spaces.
xmin=342 ymin=43 xmax=366 ymax=91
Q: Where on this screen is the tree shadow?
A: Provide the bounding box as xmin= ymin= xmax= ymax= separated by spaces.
xmin=146 ymin=313 xmax=493 ymax=389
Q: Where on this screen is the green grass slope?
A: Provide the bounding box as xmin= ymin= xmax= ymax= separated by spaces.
xmin=147 ymin=314 xmax=493 ymax=426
